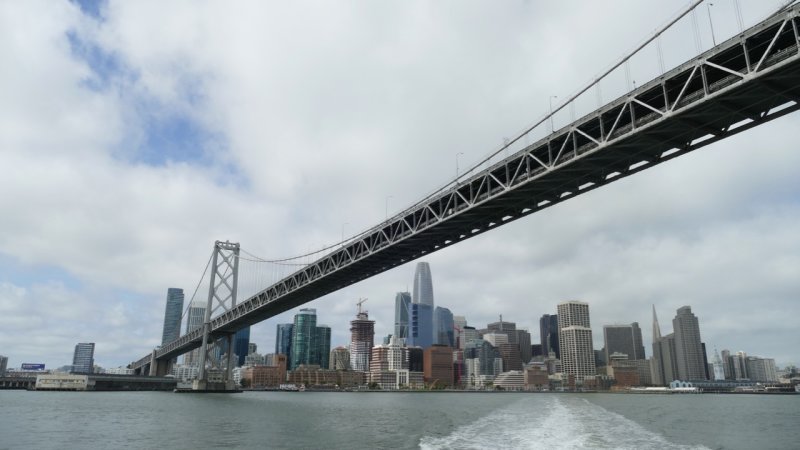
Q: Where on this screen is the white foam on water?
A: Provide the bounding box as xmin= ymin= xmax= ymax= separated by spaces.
xmin=419 ymin=395 xmax=711 ymax=450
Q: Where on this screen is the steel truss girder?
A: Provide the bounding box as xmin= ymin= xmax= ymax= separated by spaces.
xmin=131 ymin=6 xmax=800 ymax=371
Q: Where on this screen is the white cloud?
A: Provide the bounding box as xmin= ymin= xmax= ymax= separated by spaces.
xmin=0 ymin=0 xmax=797 ymax=369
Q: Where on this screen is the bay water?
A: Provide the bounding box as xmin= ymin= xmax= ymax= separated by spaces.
xmin=0 ymin=390 xmax=797 ymax=449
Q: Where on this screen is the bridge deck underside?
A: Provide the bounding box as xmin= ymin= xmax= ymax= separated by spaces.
xmin=133 ymin=7 xmax=800 ymax=370
xmin=221 ymin=58 xmax=800 ymax=332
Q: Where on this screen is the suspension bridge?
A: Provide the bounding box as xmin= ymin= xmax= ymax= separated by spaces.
xmin=130 ymin=1 xmax=800 ymax=390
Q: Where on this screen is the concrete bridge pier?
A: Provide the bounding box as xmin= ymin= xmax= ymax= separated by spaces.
xmin=190 ymin=377 xmax=236 ymax=392
xmin=147 ymin=350 xmax=172 ymax=377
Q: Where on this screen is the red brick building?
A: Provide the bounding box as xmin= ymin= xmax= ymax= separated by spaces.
xmin=424 ymin=345 xmax=454 ymax=387
xmin=241 ymin=354 xmax=288 ymax=388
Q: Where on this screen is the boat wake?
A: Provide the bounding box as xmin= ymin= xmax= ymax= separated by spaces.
xmin=419 ymin=395 xmax=710 ymax=450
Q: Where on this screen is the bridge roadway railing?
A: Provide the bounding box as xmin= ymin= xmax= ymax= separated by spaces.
xmin=132 ymin=5 xmax=800 ymax=370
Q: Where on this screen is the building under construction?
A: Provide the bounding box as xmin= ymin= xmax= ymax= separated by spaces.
xmin=349 ymin=299 xmax=374 ymax=372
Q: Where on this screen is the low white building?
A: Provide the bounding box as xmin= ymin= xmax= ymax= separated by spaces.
xmin=494 ymin=370 xmax=525 ymax=390
xmin=172 ymin=364 xmax=200 ymax=381
xmin=370 ymin=369 xmax=424 ymax=389
xmin=36 ymin=374 xmax=90 ymax=391
xmin=232 ymin=367 xmax=245 ymax=386
xmin=669 ymin=380 xmax=700 ymax=392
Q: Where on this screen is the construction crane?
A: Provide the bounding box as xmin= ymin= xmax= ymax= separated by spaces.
xmin=356 ymin=298 xmax=368 ymax=315
xmin=453 ymin=322 xmax=463 ymax=349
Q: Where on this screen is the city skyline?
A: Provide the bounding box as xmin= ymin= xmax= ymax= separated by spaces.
xmin=0 ymin=259 xmax=793 ymax=371
xmin=0 ymin=1 xmax=798 ymax=369
xmin=1 ymin=257 xmax=795 ymax=371
xmin=3 ymin=297 xmax=788 ymax=389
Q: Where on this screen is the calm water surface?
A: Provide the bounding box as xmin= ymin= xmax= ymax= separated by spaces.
xmin=0 ymin=390 xmax=797 ymax=449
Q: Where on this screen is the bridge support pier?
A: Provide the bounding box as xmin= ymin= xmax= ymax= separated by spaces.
xmin=188 ymin=241 xmax=241 ymax=393
xmin=190 ymin=378 xmax=236 ymax=392
xmin=147 ymin=351 xmax=173 ymax=377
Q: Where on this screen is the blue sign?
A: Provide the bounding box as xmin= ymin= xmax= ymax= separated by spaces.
xmin=21 ymin=363 xmax=45 ymax=371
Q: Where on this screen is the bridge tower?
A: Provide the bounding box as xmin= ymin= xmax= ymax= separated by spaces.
xmin=194 ymin=240 xmax=240 ymax=391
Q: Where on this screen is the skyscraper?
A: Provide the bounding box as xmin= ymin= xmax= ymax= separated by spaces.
xmin=394 ymin=292 xmax=411 ymax=340
xmin=744 ymin=356 xmax=778 ymax=382
xmin=408 ymin=262 xmax=435 ymax=349
xmin=515 ymin=329 xmax=532 ymax=365
xmin=721 ymin=349 xmax=751 ymax=380
xmin=652 ymin=333 xmax=678 ymax=385
xmin=721 ymin=349 xmax=733 ymax=379
xmin=460 ymin=326 xmax=479 ymax=349
xmin=434 ymin=306 xmax=455 ymax=347
xmin=406 ymin=346 xmax=424 ymax=372
xmin=487 ymin=318 xmax=517 ymax=340
xmin=0 ymin=355 xmax=8 ymax=377
xmin=316 ymin=325 xmax=331 ymax=369
xmin=214 ymin=327 xmax=251 ymax=368
xmin=233 ymin=328 xmax=251 ymax=367
xmin=701 ymin=342 xmax=711 ymax=380
xmin=672 ymin=306 xmax=706 ymax=380
xmin=349 ymin=308 xmax=375 ymax=371
xmin=603 ymin=323 xmax=645 ymax=363
xmin=183 ymin=300 xmax=206 ymax=366
xmin=161 ymin=288 xmax=184 ymax=346
xmin=464 ymin=338 xmax=502 ymax=381
xmin=557 ymin=301 xmax=595 ymax=382
xmin=651 ymin=305 xmax=665 ymax=384
xmin=486 ymin=318 xmax=517 ymax=360
xmin=482 ymin=332 xmax=508 ymax=348
xmin=651 ymin=306 xmax=704 ymax=385
xmin=408 ymin=303 xmax=434 ymax=349
xmin=453 ymin=315 xmax=467 ymax=348
xmin=291 ymin=309 xmax=318 ymax=369
xmin=498 ymin=343 xmax=523 ymax=371
xmin=186 ymin=300 xmax=206 ymax=332
xmin=72 ymin=343 xmax=95 ymax=373
xmin=329 ymin=346 xmax=350 ymax=370
xmin=412 ymin=262 xmax=434 ymax=307
xmin=539 ymin=314 xmax=560 ymax=358
xmin=386 ymin=335 xmax=405 ymax=371
xmin=275 ymin=323 xmax=293 ymax=360
xmin=486 ymin=318 xmax=529 ymax=367
xmin=712 ymin=349 xmax=725 ymax=381
xmin=732 ymin=351 xmax=748 ymax=379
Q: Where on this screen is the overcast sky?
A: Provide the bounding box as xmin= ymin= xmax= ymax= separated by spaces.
xmin=1 ymin=0 xmax=797 ymax=370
